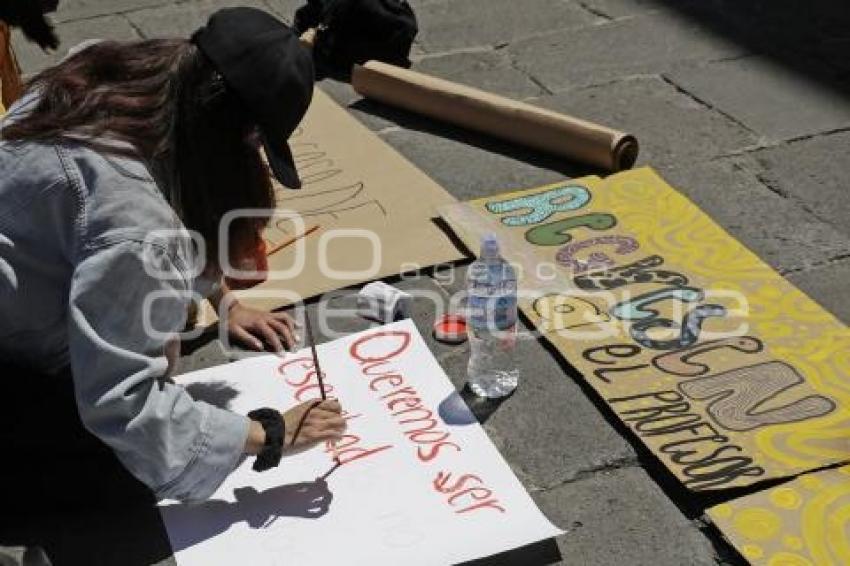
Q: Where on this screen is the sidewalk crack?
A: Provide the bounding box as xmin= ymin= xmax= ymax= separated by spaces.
xmin=779 ymin=253 xmax=850 ymax=276
xmin=659 ymin=74 xmax=758 ymax=136
xmin=716 ymin=126 xmax=850 ymax=160
xmin=752 ymin=170 xmax=842 ymax=228
xmin=574 ymin=1 xmax=613 ymax=21
xmin=54 ymin=0 xmax=186 ymax=24
xmin=528 ymin=455 xmax=641 ymax=493
xmin=784 ymin=126 xmax=850 ymax=145
xmin=412 ymin=45 xmax=498 ymax=63
xmin=506 ymin=54 xmax=554 ymax=96
xmin=123 ymin=14 xmax=147 ymax=40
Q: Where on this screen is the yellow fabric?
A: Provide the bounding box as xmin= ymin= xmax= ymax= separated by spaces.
xmin=0 ymin=22 xmax=24 ymax=115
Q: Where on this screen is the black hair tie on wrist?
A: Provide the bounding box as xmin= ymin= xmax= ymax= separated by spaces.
xmin=248 ymin=408 xmax=285 ymax=472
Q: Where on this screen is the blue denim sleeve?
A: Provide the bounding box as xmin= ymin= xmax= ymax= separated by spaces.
xmin=67 ymin=239 xmax=249 ymax=502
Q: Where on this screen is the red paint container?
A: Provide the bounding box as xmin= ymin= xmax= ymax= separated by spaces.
xmin=433 ymin=314 xmax=468 ymax=344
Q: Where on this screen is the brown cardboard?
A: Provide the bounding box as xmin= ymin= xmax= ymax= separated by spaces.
xmin=710 ymin=466 xmax=850 ymax=565
xmin=228 ymin=87 xmax=465 ymax=313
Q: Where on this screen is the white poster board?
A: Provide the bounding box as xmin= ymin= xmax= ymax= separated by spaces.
xmin=160 ymin=320 xmax=561 ymax=565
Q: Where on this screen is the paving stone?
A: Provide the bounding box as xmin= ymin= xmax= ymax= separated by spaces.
xmin=438 ymin=332 xmax=637 ymax=490
xmin=126 ymin=0 xmax=278 ymax=38
xmin=407 ymin=0 xmax=450 ymax=8
xmin=533 ymin=467 xmax=719 ymax=566
xmin=12 ymin=15 xmax=140 ymax=74
xmin=653 ymin=0 xmax=850 ymax=84
xmin=531 ymin=76 xmax=757 ymax=169
xmin=413 ymin=49 xmax=545 ymax=99
xmin=656 ymin=160 xmax=850 ymax=275
xmin=576 ymin=0 xmax=663 ymax=19
xmin=667 ymin=56 xmax=850 ymax=142
xmin=415 ymin=0 xmax=598 ymax=53
xmin=261 ymin=0 xmax=304 ymax=23
xmin=509 ymin=11 xmax=746 ymax=92
xmin=380 ymin=127 xmax=572 ymax=200
xmin=53 ymin=0 xmax=171 ymax=22
xmin=409 ymin=39 xmax=428 ymax=59
xmin=786 ymin=259 xmax=850 ymax=326
xmin=749 ymin=131 xmax=850 ymax=238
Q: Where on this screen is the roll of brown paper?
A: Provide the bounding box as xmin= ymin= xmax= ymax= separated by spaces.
xmin=351 ymin=61 xmax=639 ymax=172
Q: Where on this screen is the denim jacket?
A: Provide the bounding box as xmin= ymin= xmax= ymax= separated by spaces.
xmin=0 ymin=93 xmax=249 ymax=502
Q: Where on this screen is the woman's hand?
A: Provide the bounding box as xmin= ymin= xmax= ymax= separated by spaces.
xmin=244 ymin=399 xmax=345 ymax=456
xmin=284 ymin=399 xmax=345 ymax=450
xmin=226 ymin=302 xmax=301 ymax=353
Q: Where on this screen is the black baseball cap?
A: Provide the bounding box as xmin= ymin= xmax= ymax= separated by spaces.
xmin=193 ymin=7 xmax=314 ymax=189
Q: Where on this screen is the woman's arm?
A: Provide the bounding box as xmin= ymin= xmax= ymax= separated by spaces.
xmin=68 ymin=240 xmax=343 ymax=500
xmin=206 ymin=278 xmax=230 ymax=315
xmin=244 ymin=420 xmax=266 ymax=455
xmin=67 ymin=240 xmax=252 ymax=501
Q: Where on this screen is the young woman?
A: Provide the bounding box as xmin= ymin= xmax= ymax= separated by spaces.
xmin=0 ymin=8 xmax=345 ymax=504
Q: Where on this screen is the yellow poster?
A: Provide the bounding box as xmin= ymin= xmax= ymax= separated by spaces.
xmin=710 ymin=466 xmax=850 ymax=565
xmin=441 ymin=167 xmax=850 ymax=491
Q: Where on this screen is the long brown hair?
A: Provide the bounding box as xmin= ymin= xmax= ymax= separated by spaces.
xmin=1 ymin=39 xmax=273 ymax=268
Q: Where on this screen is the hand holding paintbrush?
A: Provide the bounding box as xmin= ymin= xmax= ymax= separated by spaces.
xmin=263 ymin=309 xmax=342 ymax=452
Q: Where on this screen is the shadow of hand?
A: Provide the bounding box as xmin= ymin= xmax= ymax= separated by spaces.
xmin=161 ymin=478 xmax=334 ymax=553
xmin=235 ymin=478 xmax=333 ymax=528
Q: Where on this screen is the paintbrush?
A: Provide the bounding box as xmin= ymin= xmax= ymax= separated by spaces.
xmin=303 ymin=309 xmax=326 ymax=400
xmin=266 ymin=224 xmax=319 ymax=257
xmin=302 ymin=309 xmax=341 ymax=470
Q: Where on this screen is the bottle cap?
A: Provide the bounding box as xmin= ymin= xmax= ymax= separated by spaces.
xmin=480 ymin=233 xmax=499 ymax=259
xmin=433 ymin=314 xmax=468 ymax=344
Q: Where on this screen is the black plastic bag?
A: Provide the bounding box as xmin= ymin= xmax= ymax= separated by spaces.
xmin=0 ymin=0 xmax=60 ymax=50
xmin=294 ymin=0 xmax=418 ymax=79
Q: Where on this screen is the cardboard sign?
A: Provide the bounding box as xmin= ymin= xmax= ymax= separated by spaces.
xmin=233 ymin=88 xmax=464 ymax=311
xmin=710 ymin=466 xmax=850 ymax=565
xmin=160 ymin=320 xmax=561 ymax=565
xmin=440 ymin=167 xmax=850 ymax=492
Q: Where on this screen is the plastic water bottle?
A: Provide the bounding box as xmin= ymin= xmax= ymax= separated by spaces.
xmin=466 ymin=234 xmax=519 ymax=398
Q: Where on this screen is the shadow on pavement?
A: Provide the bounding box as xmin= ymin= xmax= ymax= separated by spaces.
xmin=349 ymin=97 xmax=600 ymax=180
xmin=160 ymin=479 xmax=333 ymax=554
xmin=0 ymin=366 xmax=174 ymax=566
xmin=459 ymin=538 xmax=562 ymax=566
xmin=529 ymin=332 xmax=754 ymax=566
xmin=653 ymin=0 xmax=850 ymax=96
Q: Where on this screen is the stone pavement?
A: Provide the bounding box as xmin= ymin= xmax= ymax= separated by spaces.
xmin=11 ymin=0 xmax=850 ymax=564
